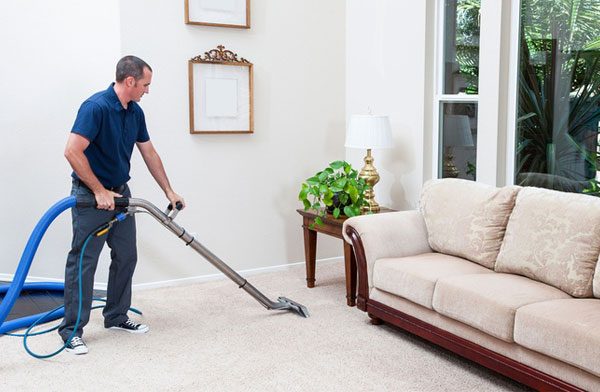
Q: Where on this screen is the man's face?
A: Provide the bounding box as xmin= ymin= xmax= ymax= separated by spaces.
xmin=130 ymin=67 xmax=152 ymax=102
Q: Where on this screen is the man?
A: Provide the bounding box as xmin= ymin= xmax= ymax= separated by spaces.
xmin=60 ymin=56 xmax=184 ymax=354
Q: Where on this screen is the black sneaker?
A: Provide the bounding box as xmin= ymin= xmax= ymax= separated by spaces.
xmin=65 ymin=336 xmax=88 ymax=355
xmin=108 ymin=319 xmax=149 ymax=334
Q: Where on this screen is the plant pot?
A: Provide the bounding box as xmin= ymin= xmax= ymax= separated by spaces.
xmin=326 ymin=192 xmax=352 ymax=215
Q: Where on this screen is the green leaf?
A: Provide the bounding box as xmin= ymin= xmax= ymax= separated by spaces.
xmin=330 ymin=161 xmax=344 ymax=169
xmin=330 ymin=185 xmax=343 ymax=193
xmin=343 ymin=206 xmax=356 ymax=217
xmin=338 ymin=192 xmax=349 ymax=204
xmin=303 ymin=199 xmax=311 ymax=210
xmin=319 ymin=184 xmax=329 ymax=193
xmin=344 ymin=164 xmax=351 ymax=175
xmin=298 ymin=186 xmax=309 ymax=200
xmin=318 ymin=171 xmax=329 ymax=182
xmin=349 ymin=186 xmax=359 ymax=203
xmin=323 ymin=191 xmax=333 ymax=206
xmin=312 ymin=202 xmax=321 ymax=210
xmin=306 ymin=177 xmax=320 ymax=185
xmin=324 ymin=168 xmax=334 ymax=174
xmin=314 ymin=216 xmax=324 ymax=226
xmin=309 ymin=223 xmax=315 ymax=230
xmin=333 ymin=207 xmax=340 ymax=219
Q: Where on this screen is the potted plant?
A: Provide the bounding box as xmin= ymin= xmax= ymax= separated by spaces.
xmin=298 ymin=160 xmax=371 ymax=228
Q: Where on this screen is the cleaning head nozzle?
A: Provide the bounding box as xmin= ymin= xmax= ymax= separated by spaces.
xmin=277 ymin=297 xmax=310 ymax=318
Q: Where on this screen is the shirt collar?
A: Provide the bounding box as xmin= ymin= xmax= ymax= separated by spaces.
xmin=107 ymin=82 xmax=129 ymax=112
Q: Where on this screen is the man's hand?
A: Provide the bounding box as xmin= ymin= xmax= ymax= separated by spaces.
xmin=95 ymin=189 xmax=123 ymax=210
xmin=166 ymin=190 xmax=185 ymax=211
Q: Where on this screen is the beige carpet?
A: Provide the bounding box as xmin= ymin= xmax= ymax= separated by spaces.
xmin=0 ymin=262 xmax=530 ymax=391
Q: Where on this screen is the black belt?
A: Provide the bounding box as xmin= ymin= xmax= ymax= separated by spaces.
xmin=73 ymin=179 xmax=126 ymax=194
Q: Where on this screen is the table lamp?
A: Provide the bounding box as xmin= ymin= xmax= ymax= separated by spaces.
xmin=442 ymin=114 xmax=473 ymax=178
xmin=345 ymin=114 xmax=393 ymax=212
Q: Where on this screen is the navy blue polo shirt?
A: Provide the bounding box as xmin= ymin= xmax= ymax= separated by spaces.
xmin=71 ymin=83 xmax=150 ymax=188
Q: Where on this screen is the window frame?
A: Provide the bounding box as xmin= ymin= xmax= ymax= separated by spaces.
xmin=504 ymin=0 xmax=522 ymax=186
xmin=432 ymin=0 xmax=480 ymax=180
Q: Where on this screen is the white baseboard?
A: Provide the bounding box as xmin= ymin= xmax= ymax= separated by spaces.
xmin=132 ymin=256 xmax=344 ymax=291
xmin=0 ymin=256 xmax=344 ymax=292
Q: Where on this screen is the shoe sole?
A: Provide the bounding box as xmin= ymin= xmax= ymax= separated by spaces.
xmin=108 ymin=326 xmax=149 ymax=334
xmin=65 ymin=347 xmax=88 ymax=355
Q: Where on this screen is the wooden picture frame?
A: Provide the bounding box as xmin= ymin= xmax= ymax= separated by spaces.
xmin=188 ymin=45 xmax=254 ymax=134
xmin=184 ymin=0 xmax=250 ymax=29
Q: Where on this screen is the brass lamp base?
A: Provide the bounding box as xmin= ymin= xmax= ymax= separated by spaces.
xmin=442 ymin=151 xmax=460 ymax=178
xmin=359 ymin=149 xmax=381 ymax=213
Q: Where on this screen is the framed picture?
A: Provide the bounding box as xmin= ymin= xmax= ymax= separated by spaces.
xmin=184 ymin=0 xmax=250 ymax=29
xmin=188 ymin=45 xmax=253 ymax=134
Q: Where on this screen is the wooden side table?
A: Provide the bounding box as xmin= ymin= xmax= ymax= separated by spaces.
xmin=297 ymin=207 xmax=394 ymax=306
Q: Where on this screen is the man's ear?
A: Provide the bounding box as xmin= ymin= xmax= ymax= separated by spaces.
xmin=126 ymin=76 xmax=135 ymax=87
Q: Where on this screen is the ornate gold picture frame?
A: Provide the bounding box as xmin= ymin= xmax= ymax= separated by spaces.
xmin=188 ymin=46 xmax=254 ymax=134
xmin=184 ymin=0 xmax=250 ymax=29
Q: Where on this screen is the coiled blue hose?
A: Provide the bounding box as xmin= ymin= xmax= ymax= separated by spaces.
xmin=0 ymin=196 xmax=76 ymax=329
xmin=0 ymin=196 xmax=142 ymax=358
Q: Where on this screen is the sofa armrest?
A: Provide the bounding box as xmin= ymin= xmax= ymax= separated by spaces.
xmin=343 ymin=210 xmax=432 ymax=310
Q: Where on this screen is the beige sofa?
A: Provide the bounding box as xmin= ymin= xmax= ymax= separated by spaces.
xmin=343 ymin=178 xmax=600 ymax=392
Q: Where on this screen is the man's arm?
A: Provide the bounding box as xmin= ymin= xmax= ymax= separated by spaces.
xmin=64 ymin=133 xmax=121 ymax=210
xmin=136 ymin=140 xmax=185 ymax=209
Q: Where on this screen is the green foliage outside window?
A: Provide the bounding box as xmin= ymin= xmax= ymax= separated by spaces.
xmin=515 ymin=0 xmax=600 ymax=194
xmin=455 ymin=0 xmax=481 ymax=94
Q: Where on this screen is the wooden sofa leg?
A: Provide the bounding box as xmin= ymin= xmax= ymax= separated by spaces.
xmin=369 ymin=314 xmax=383 ymax=325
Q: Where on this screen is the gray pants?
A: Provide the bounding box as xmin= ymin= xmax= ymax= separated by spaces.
xmin=58 ymin=181 xmax=137 ymax=341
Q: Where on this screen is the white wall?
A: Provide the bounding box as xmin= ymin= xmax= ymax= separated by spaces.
xmin=345 ymin=0 xmax=519 ymax=210
xmin=0 ymin=0 xmax=346 ymax=285
xmin=346 ymin=0 xmax=428 ymax=210
xmin=0 ymin=1 xmax=121 ymax=281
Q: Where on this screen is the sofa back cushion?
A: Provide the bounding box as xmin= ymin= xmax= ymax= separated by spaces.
xmin=495 ymin=187 xmax=600 ymax=297
xmin=419 ymin=179 xmax=520 ymax=269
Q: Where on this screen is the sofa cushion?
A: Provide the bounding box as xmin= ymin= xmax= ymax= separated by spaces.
xmin=594 ymin=258 xmax=600 ymax=298
xmin=372 ymin=253 xmax=493 ymax=309
xmin=432 ymin=273 xmax=571 ymax=342
xmin=495 ymin=186 xmax=600 ymax=297
xmin=514 ymin=299 xmax=600 ymax=377
xmin=419 ymin=179 xmax=519 ymax=269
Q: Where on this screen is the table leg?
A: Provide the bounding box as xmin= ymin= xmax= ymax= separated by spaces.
xmin=344 ymin=242 xmax=357 ymax=306
xmin=303 ymin=219 xmax=317 ymax=288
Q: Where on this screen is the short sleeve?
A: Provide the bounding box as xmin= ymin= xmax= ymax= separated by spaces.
xmin=71 ymin=101 xmax=102 ymax=141
xmin=137 ymin=110 xmax=150 ymax=143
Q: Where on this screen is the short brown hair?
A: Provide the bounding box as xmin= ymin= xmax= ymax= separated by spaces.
xmin=115 ymin=55 xmax=152 ymax=82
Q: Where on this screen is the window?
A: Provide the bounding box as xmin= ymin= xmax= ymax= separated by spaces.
xmin=436 ymin=0 xmax=480 ymax=180
xmin=514 ymin=0 xmax=600 ymax=194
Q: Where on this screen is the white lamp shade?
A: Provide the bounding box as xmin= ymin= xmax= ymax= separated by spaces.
xmin=443 ymin=115 xmax=474 ymax=147
xmin=345 ymin=115 xmax=393 ymax=149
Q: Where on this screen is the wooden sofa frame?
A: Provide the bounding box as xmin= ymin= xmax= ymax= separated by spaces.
xmin=344 ymin=225 xmax=585 ymax=392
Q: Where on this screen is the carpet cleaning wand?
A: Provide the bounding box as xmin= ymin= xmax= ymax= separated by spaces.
xmin=76 ymin=196 xmax=310 ymax=318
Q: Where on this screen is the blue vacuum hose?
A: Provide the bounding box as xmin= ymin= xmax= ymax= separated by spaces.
xmin=0 ymin=196 xmax=76 ymax=331
xmin=0 ymin=196 xmax=140 ymax=358
xmin=0 ymin=282 xmax=66 ymax=334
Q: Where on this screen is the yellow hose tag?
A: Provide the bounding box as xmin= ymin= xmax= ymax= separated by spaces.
xmin=96 ymin=228 xmax=109 ymax=236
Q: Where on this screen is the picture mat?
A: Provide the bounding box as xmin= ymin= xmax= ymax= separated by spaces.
xmin=200 ymin=0 xmax=235 ymax=12
xmin=205 ymin=78 xmax=238 ymax=117
xmin=188 ymin=0 xmax=246 ymax=26
xmin=192 ymin=63 xmax=250 ymax=132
